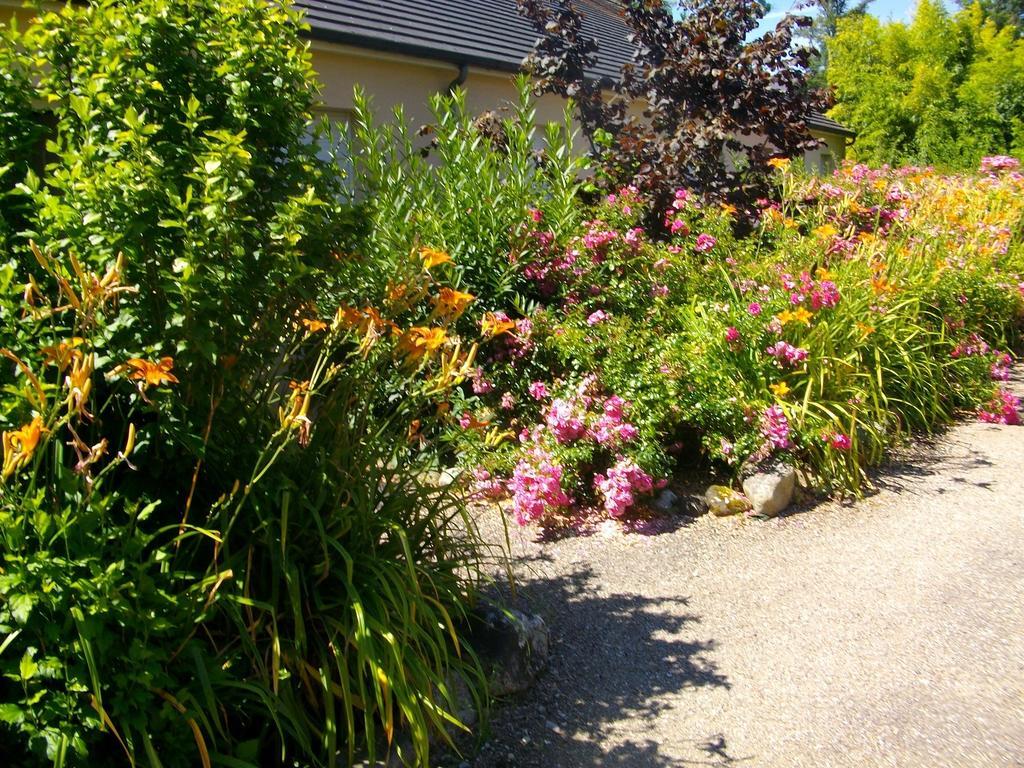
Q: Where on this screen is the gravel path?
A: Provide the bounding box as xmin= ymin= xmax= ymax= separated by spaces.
xmin=470 ymin=388 xmax=1024 ymax=767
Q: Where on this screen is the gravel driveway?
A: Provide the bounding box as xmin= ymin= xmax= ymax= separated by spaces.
xmin=469 ymin=388 xmax=1024 ymax=767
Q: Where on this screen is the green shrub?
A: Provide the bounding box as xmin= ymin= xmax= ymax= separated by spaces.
xmin=1 ymin=2 xmax=490 ymax=766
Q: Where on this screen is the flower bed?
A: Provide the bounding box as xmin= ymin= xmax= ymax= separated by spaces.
xmin=452 ymin=158 xmax=1024 ymax=527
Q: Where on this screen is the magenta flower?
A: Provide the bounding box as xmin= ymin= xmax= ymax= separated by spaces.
xmin=760 ymin=405 xmax=793 ymax=450
xmin=766 ymin=341 xmax=809 ymax=367
xmin=594 ymin=457 xmax=655 ymax=518
xmin=459 ymin=412 xmax=473 ymax=429
xmin=529 ymin=207 xmax=543 ymax=223
xmin=978 ymin=389 xmax=1021 ymax=425
xmin=545 ymin=398 xmax=586 ymax=443
xmin=747 ymin=302 xmax=762 ymax=316
xmin=509 ymin=447 xmax=573 ymax=525
xmin=725 ymin=326 xmax=741 ymax=344
xmin=528 ymin=381 xmax=548 ymax=400
xmin=587 ymin=309 xmax=609 ymax=326
xmin=830 ymin=433 xmax=852 ymax=451
xmin=694 ymin=233 xmax=717 ymax=253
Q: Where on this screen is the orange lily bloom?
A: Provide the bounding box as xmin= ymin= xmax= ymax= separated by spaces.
xmin=481 ymin=312 xmax=516 ymax=338
xmin=125 ymin=357 xmax=179 ymax=389
xmin=2 ymin=415 xmax=46 ymax=480
xmin=434 ymin=287 xmax=474 ymax=319
xmin=420 ymin=247 xmax=452 ymax=269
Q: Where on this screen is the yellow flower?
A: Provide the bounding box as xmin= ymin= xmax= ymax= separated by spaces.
xmin=815 ymin=266 xmax=834 ymax=281
xmin=420 ymin=247 xmax=452 ymax=270
xmin=720 ymin=203 xmax=737 ymax=217
xmin=124 ymin=357 xmax=179 ymax=389
xmin=433 ymin=287 xmax=474 ymax=319
xmin=856 ymin=322 xmax=875 ymax=337
xmin=65 ymin=353 xmax=94 ymax=415
xmin=767 ymin=157 xmax=791 ymax=171
xmin=776 ymin=307 xmax=813 ymax=326
xmin=770 ymin=381 xmax=791 ymax=398
xmin=2 ymin=415 xmax=46 ymax=480
xmin=813 ymin=224 xmax=838 ymax=240
xmin=481 ymin=312 xmax=516 ymax=338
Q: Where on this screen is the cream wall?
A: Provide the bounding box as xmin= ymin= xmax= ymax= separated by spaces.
xmin=311 ymin=41 xmax=574 ymax=138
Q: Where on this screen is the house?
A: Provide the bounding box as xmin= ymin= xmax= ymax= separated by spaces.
xmin=0 ymin=0 xmax=855 ymax=171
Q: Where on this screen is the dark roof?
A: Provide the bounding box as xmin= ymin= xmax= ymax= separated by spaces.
xmin=806 ymin=111 xmax=856 ymax=138
xmin=296 ymin=1 xmax=855 ymax=138
xmin=295 ymin=0 xmax=631 ymax=81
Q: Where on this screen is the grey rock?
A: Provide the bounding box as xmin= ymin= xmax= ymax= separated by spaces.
xmin=653 ymin=489 xmax=679 ymax=512
xmin=468 ymin=607 xmax=550 ymax=698
xmin=742 ymin=463 xmax=797 ymax=517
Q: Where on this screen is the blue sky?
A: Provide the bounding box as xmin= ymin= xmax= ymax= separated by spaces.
xmin=752 ymin=0 xmax=949 ymax=37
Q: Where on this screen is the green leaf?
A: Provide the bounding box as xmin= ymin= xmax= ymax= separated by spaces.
xmin=19 ymin=649 xmax=37 ymax=681
xmin=8 ymin=593 xmax=34 ymax=625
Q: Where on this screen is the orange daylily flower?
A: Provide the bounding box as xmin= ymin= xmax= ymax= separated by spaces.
xmin=856 ymin=322 xmax=875 ymax=337
xmin=420 ymin=248 xmax=452 ymax=269
xmin=301 ymin=317 xmax=329 ymax=333
xmin=124 ymin=357 xmax=179 ymax=389
xmin=2 ymin=415 xmax=46 ymax=480
xmin=433 ymin=287 xmax=474 ymax=319
xmin=481 ymin=312 xmax=516 ymax=338
xmin=767 ymin=157 xmax=791 ymax=170
xmin=65 ymin=353 xmax=95 ymax=415
xmin=41 ymin=337 xmax=86 ymax=371
xmin=397 ymin=326 xmax=447 ymax=359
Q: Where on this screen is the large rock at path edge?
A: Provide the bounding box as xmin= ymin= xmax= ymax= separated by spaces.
xmin=742 ymin=464 xmax=797 ymax=517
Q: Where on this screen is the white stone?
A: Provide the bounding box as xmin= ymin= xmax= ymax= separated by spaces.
xmin=742 ymin=465 xmax=797 ymax=518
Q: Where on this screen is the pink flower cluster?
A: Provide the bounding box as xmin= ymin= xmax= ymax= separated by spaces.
xmin=766 ymin=341 xmax=809 ymax=367
xmin=694 ymin=233 xmax=717 ymax=253
xmin=545 ymin=398 xmax=586 ymax=443
xmin=590 ymin=395 xmax=639 ymax=446
xmin=471 ymin=467 xmax=506 ymax=500
xmin=593 ymin=457 xmax=654 ymax=518
xmin=829 ymin=432 xmax=852 ymax=451
xmin=978 ymin=389 xmax=1021 ymax=426
xmin=760 ymin=405 xmax=793 ymax=450
xmin=991 ymin=353 xmax=1012 ymax=382
xmin=980 ymin=155 xmax=1021 ymax=175
xmin=782 ymin=271 xmax=840 ymax=310
xmin=509 ymin=447 xmax=573 ymax=525
xmin=950 ymin=332 xmax=990 ymax=358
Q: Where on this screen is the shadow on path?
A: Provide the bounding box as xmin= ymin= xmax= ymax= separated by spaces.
xmin=472 ymin=559 xmax=730 ymax=767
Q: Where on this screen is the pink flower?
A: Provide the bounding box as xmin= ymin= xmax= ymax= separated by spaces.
xmin=725 ymin=326 xmax=741 ymax=344
xmin=500 ymin=392 xmax=516 ymax=410
xmin=509 ymin=447 xmax=573 ymax=525
xmin=594 ymin=457 xmax=655 ymax=518
xmin=471 ymin=467 xmax=506 ymax=500
xmin=529 ymin=207 xmax=543 ymax=223
xmin=810 ymin=280 xmax=840 ymax=310
xmin=587 ymin=309 xmax=609 ymax=326
xmin=766 ymin=341 xmax=809 ymax=367
xmin=991 ymin=353 xmax=1012 ymax=382
xmin=471 ymin=367 xmax=494 ymax=395
xmin=459 ymin=412 xmax=473 ymax=429
xmin=545 ymin=398 xmax=586 ymax=443
xmin=830 ymin=433 xmax=852 ymax=451
xmin=694 ymin=233 xmax=717 ymax=253
xmin=978 ymin=389 xmax=1021 ymax=425
xmin=624 ymin=227 xmax=644 ymax=248
xmin=669 ymin=217 xmax=688 ymax=235
xmin=528 ymin=381 xmax=548 ymax=400
xmin=747 ymin=302 xmax=762 ymax=316
xmin=760 ymin=405 xmax=793 ymax=450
